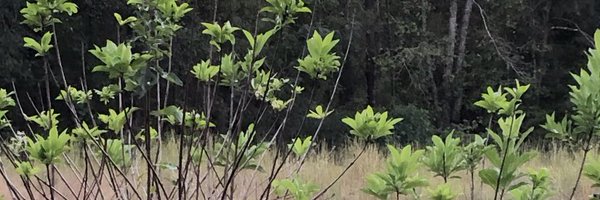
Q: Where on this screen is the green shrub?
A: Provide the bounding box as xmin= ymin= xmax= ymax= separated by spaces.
xmin=362 ymin=145 xmax=428 ymax=199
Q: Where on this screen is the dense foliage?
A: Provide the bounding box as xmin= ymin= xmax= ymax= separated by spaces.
xmin=2 ymin=0 xmax=600 ymax=144
xmin=2 ymin=0 xmax=600 ymax=200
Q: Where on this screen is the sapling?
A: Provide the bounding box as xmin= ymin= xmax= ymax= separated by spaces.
xmin=541 ymin=30 xmax=600 ymax=200
xmin=422 ymin=132 xmax=466 ymax=183
xmin=26 ymin=126 xmax=72 ymax=200
xmin=474 ymin=85 xmax=509 ymax=189
xmin=0 ymin=89 xmax=39 ymax=199
xmin=362 ymin=145 xmax=428 ymax=200
xmin=478 ymin=80 xmax=537 ymax=200
xmin=463 ymin=135 xmax=492 ymax=200
xmin=311 ymin=106 xmax=403 ymax=199
xmin=20 ymin=0 xmax=78 ymax=109
xmin=510 ymin=168 xmax=552 ymax=200
xmin=211 ymin=124 xmax=269 ymax=172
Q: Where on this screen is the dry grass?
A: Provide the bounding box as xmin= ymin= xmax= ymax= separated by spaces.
xmin=0 ymin=141 xmax=598 ymax=199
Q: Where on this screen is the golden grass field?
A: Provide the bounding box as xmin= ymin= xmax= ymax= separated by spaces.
xmin=0 ymin=141 xmax=597 ymax=199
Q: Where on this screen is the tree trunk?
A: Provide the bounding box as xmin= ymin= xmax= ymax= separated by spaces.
xmin=365 ymin=51 xmax=376 ymax=106
xmin=441 ymin=0 xmax=458 ymax=126
xmin=364 ymin=0 xmax=378 ymax=106
xmin=451 ymin=0 xmax=475 ymax=121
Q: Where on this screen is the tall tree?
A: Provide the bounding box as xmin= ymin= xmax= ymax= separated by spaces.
xmin=452 ymin=0 xmax=474 ymax=121
xmin=441 ymin=0 xmax=458 ymax=126
xmin=364 ymin=0 xmax=379 ymax=106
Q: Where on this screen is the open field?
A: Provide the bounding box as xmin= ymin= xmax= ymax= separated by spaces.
xmin=1 ymin=141 xmax=597 ymax=200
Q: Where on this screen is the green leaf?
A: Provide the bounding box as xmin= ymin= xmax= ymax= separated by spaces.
xmin=162 ymin=72 xmax=183 ymax=86
xmin=479 ymin=168 xmax=499 ymax=189
xmin=114 ymin=13 xmax=137 ymax=26
xmin=151 ymin=105 xmax=183 ymax=125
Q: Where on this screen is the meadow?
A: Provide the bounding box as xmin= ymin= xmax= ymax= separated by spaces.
xmin=3 ymin=0 xmax=600 ymax=199
xmin=0 ymin=142 xmax=598 ymax=200
xmin=0 ymin=141 xmax=597 ymax=199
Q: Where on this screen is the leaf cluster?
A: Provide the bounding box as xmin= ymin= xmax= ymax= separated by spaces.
xmin=90 ymin=40 xmax=152 ymax=81
xmin=287 ymin=136 xmax=313 ymax=157
xmin=201 ymin=21 xmax=239 ymax=51
xmin=211 ymin=124 xmax=268 ymax=171
xmin=428 ymin=184 xmax=458 ymax=200
xmin=261 ymin=0 xmax=311 ymax=27
xmin=191 ymin=59 xmax=219 ymax=82
xmin=23 ymin=32 xmax=54 ymax=57
xmin=307 ymin=105 xmax=333 ymax=120
xmin=98 ymin=107 xmax=138 ymax=133
xmin=15 ymin=161 xmax=40 ymax=177
xmin=71 ymin=122 xmax=106 ymax=141
xmin=510 ymin=168 xmax=553 ymax=200
xmin=297 ymin=31 xmax=341 ymax=80
xmin=20 ymin=0 xmax=78 ymax=31
xmin=272 ymin=177 xmax=319 ymax=200
xmin=422 ymin=132 xmax=466 ymax=181
xmin=251 ymin=70 xmax=292 ymax=111
xmin=26 ymin=109 xmax=59 ymax=130
xmin=0 ymin=89 xmax=16 ymax=130
xmin=94 ymin=84 xmax=121 ymax=105
xmin=463 ymin=135 xmax=492 ymax=171
xmin=543 ymin=30 xmax=600 ymax=143
xmin=27 ymin=126 xmax=71 ymax=165
xmin=102 ymin=139 xmax=134 ymax=168
xmin=183 ymin=111 xmax=216 ymax=130
xmin=362 ymin=145 xmax=428 ymax=199
xmin=56 ymin=86 xmax=92 ymax=104
xmin=474 ymin=80 xmax=530 ymax=116
xmin=342 ymin=106 xmax=403 ymax=140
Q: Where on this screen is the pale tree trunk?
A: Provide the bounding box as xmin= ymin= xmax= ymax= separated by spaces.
xmin=452 ymin=0 xmax=474 ymax=121
xmin=441 ymin=0 xmax=458 ymax=126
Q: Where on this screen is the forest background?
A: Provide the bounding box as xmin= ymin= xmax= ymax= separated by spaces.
xmin=2 ymin=0 xmax=599 ymax=146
